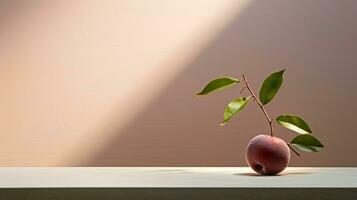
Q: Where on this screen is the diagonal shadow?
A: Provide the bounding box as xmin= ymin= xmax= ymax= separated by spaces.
xmin=84 ymin=0 xmax=357 ymax=166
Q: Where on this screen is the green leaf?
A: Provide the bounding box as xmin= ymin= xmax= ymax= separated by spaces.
xmin=221 ymin=96 xmax=250 ymax=126
xmin=276 ymin=114 xmax=312 ymax=134
xmin=290 ymin=134 xmax=324 ymax=152
xmin=259 ymin=69 xmax=285 ymax=105
xmin=197 ymin=77 xmax=239 ymax=96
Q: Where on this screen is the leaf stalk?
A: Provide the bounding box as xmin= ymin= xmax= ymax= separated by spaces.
xmin=287 ymin=143 xmax=300 ymax=157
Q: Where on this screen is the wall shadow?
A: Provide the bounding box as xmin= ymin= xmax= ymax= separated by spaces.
xmin=84 ymin=0 xmax=357 ymax=166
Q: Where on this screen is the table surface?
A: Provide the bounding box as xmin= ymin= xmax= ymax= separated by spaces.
xmin=0 ymin=167 xmax=356 ymax=188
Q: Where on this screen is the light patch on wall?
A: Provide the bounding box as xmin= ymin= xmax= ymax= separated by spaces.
xmin=0 ymin=0 xmax=252 ymax=166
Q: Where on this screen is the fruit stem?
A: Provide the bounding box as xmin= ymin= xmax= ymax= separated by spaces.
xmin=242 ymin=74 xmax=274 ymax=137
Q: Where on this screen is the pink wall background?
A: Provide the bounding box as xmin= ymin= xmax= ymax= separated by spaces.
xmin=0 ymin=0 xmax=356 ymax=166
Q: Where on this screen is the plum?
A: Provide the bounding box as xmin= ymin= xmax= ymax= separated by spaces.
xmin=246 ymin=134 xmax=290 ymax=175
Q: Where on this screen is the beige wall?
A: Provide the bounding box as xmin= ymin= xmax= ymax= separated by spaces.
xmin=0 ymin=0 xmax=356 ymax=166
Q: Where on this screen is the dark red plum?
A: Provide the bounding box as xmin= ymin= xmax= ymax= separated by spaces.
xmin=246 ymin=134 xmax=290 ymax=175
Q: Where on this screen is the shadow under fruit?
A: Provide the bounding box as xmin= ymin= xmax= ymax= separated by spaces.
xmin=197 ymin=69 xmax=324 ymax=175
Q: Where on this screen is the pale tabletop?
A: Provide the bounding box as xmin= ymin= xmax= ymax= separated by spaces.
xmin=0 ymin=167 xmax=356 ymax=188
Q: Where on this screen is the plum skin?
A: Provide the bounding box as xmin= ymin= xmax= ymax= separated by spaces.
xmin=246 ymin=134 xmax=290 ymax=175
